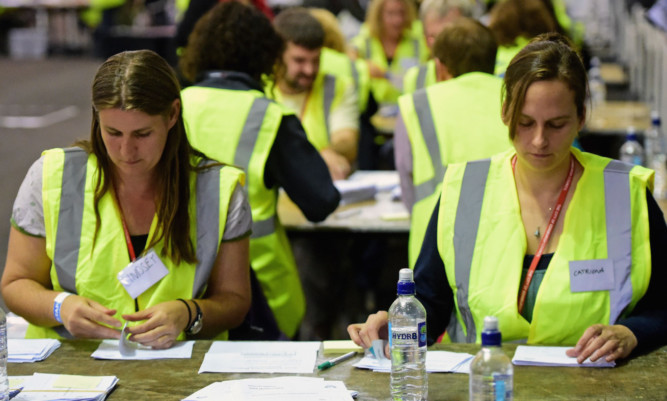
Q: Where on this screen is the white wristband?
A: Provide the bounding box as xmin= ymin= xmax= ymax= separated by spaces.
xmin=53 ymin=292 xmax=73 ymax=324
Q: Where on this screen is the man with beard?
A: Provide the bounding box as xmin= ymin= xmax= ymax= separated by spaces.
xmin=272 ymin=8 xmax=360 ymax=180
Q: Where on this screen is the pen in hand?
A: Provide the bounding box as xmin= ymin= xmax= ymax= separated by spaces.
xmin=317 ymin=351 xmax=357 ymax=370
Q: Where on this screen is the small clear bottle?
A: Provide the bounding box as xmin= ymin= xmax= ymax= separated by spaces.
xmin=619 ymin=126 xmax=645 ymax=166
xmin=389 ymin=268 xmax=427 ymax=401
xmin=646 ymin=111 xmax=667 ymax=200
xmin=0 ymin=308 xmax=9 ymax=401
xmin=469 ymin=316 xmax=513 ymax=401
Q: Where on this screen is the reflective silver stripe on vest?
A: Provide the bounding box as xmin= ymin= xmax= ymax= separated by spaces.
xmin=194 ymin=161 xmax=221 ymax=298
xmin=234 ymin=97 xmax=271 ymax=169
xmin=234 ymin=97 xmax=277 ymax=240
xmin=54 ymin=148 xmax=87 ymax=294
xmin=412 ymin=39 xmax=420 ymax=61
xmin=251 ymin=216 xmax=276 ymax=239
xmin=365 ymin=38 xmax=371 ymax=60
xmin=323 ymin=74 xmax=337 ymax=139
xmin=603 ymin=160 xmax=634 ymax=324
xmin=53 ymin=325 xmax=74 ymax=339
xmin=412 ymin=91 xmax=445 ymax=203
xmin=453 ymin=159 xmax=491 ymax=342
xmin=350 ymin=59 xmax=359 ymax=89
xmin=416 ymin=65 xmax=428 ymax=90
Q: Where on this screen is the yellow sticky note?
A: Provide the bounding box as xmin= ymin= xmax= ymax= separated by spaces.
xmin=322 ymin=340 xmax=363 ymax=355
xmin=52 ymin=375 xmax=102 ymax=389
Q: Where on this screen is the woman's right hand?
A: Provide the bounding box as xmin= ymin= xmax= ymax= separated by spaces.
xmin=347 ymin=311 xmax=389 ymax=350
xmin=60 ymin=295 xmax=122 ymax=339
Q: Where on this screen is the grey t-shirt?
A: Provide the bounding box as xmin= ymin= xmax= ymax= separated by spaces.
xmin=11 ymin=155 xmax=252 ymax=241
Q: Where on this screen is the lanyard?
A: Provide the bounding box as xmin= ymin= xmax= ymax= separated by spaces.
xmin=513 ymin=154 xmax=575 ymax=315
xmin=114 ymin=191 xmax=137 ymax=262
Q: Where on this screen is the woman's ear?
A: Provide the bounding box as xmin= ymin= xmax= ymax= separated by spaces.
xmin=578 ymin=105 xmax=586 ymax=131
xmin=501 ymin=101 xmax=510 ymax=126
xmin=168 ymin=99 xmax=181 ymax=129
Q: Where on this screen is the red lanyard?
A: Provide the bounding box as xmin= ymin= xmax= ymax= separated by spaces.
xmin=513 ymin=154 xmax=575 ymax=315
xmin=115 ymin=192 xmax=137 ymax=262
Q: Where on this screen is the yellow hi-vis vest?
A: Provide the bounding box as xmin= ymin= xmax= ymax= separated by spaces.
xmin=494 ymin=36 xmax=530 ymax=77
xmin=181 ymin=81 xmax=305 ymax=337
xmin=403 ymin=59 xmax=436 ymax=95
xmin=271 ymin=72 xmax=353 ymax=152
xmin=320 ymin=47 xmax=371 ymax=113
xmin=33 ymin=147 xmax=242 ymax=339
xmin=436 ymin=148 xmax=653 ymax=344
xmin=398 ymin=72 xmax=510 ymax=268
xmin=351 ymin=27 xmax=429 ymax=105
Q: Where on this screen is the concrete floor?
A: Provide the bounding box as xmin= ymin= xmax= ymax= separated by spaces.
xmin=0 ymin=55 xmax=100 ymax=309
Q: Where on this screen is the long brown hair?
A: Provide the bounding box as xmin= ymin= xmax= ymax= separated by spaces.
xmin=502 ymin=33 xmax=588 ymax=140
xmin=81 ymin=49 xmax=198 ymax=264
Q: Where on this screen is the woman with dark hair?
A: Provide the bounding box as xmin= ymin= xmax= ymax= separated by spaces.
xmin=179 ymin=1 xmax=340 ymax=339
xmin=2 ymin=49 xmax=252 ymax=348
xmin=349 ymin=33 xmax=667 ymax=362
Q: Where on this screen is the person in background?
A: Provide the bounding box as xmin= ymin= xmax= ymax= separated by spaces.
xmin=402 ymin=0 xmax=475 ymax=94
xmin=349 ymin=33 xmax=667 ymax=361
xmin=349 ymin=0 xmax=429 ymax=107
xmin=272 ymin=7 xmax=359 ymax=180
xmin=488 ymin=0 xmax=558 ymax=77
xmin=179 ymin=2 xmax=340 ymax=339
xmin=174 ymin=0 xmax=274 ymax=68
xmin=396 ymin=17 xmax=511 ymax=269
xmin=1 ymin=50 xmax=252 ymax=346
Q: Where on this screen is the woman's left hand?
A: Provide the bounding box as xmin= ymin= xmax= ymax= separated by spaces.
xmin=566 ymin=324 xmax=638 ymax=363
xmin=121 ymin=300 xmax=189 ymax=349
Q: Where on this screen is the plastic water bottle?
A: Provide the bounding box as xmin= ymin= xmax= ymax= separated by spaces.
xmin=619 ymin=127 xmax=645 ymax=166
xmin=646 ymin=111 xmax=667 ymax=200
xmin=469 ymin=316 xmax=513 ymax=401
xmin=588 ymin=65 xmax=607 ymax=108
xmin=0 ymin=308 xmax=9 ymax=401
xmin=389 ymin=268 xmax=427 ymax=401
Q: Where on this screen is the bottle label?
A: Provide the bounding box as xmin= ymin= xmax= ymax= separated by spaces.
xmin=389 ymin=321 xmax=427 ymax=347
xmin=493 ymin=374 xmax=513 ymax=401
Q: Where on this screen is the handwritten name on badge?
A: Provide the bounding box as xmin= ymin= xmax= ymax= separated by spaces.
xmin=117 ymin=249 xmax=169 ymax=299
xmin=569 ymin=259 xmax=615 ymax=293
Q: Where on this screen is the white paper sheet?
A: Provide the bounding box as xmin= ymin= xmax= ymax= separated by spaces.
xmin=12 ymin=373 xmax=118 ymax=401
xmin=511 ymin=345 xmax=616 ymax=367
xmin=91 ymin=339 xmax=194 ymax=360
xmin=182 ymin=377 xmax=353 ymax=401
xmin=353 ymin=350 xmax=473 ymax=373
xmin=198 ymin=341 xmax=321 ymax=374
xmin=8 ymin=339 xmax=61 ymax=363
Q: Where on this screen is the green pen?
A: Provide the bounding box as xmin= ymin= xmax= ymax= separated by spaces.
xmin=317 ymin=351 xmax=357 ymax=370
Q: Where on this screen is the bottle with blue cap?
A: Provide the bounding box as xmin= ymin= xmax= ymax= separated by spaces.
xmin=469 ymin=316 xmax=513 ymax=401
xmin=619 ymin=126 xmax=645 ymax=166
xmin=389 ymin=268 xmax=427 ymax=401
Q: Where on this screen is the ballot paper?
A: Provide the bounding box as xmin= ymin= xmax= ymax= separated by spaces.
xmin=354 ymin=350 xmax=473 ymax=373
xmin=511 ymin=345 xmax=616 ymax=368
xmin=334 ymin=180 xmax=377 ymax=205
xmin=8 ymin=339 xmax=61 ymax=363
xmin=91 ymin=339 xmax=194 ymax=360
xmin=11 ymin=373 xmax=118 ymax=401
xmin=182 ymin=377 xmax=353 ymax=401
xmin=198 ymin=341 xmax=321 ymax=374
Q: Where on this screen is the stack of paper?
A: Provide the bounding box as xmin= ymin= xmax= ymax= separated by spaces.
xmin=354 ymin=350 xmax=473 ymax=373
xmin=11 ymin=373 xmax=118 ymax=401
xmin=198 ymin=341 xmax=321 ymax=374
xmin=511 ymin=345 xmax=616 ymax=367
xmin=183 ymin=377 xmax=353 ymax=401
xmin=8 ymin=339 xmax=61 ymax=363
xmin=334 ymin=180 xmax=377 ymax=205
xmin=91 ymin=339 xmax=194 ymax=360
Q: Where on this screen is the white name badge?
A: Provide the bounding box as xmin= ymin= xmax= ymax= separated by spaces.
xmin=569 ymin=259 xmax=615 ymax=293
xmin=117 ymin=249 xmax=169 ymax=299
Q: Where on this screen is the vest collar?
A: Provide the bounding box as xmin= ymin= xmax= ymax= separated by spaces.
xmin=197 ymin=71 xmax=265 ymax=93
